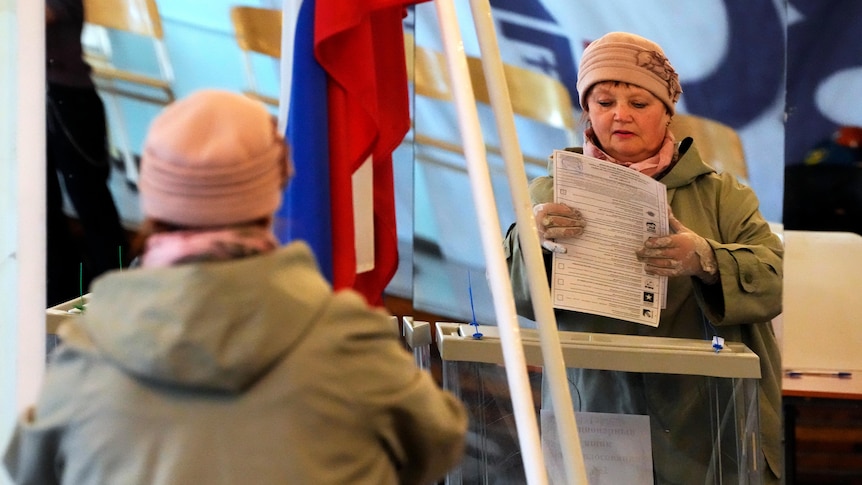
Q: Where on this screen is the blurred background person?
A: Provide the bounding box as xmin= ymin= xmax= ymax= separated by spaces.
xmin=45 ymin=0 xmax=130 ymax=307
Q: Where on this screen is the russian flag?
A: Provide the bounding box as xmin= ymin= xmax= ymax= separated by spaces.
xmin=278 ymin=0 xmax=419 ymax=307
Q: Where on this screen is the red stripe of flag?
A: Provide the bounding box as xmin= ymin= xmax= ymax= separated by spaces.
xmin=314 ymin=0 xmax=423 ymax=306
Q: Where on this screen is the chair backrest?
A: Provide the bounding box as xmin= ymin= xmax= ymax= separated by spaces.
xmin=670 ymin=114 xmax=749 ymax=182
xmin=82 ymin=0 xmax=174 ymax=105
xmin=231 ymin=6 xmax=282 ymax=58
xmin=84 ymin=0 xmax=163 ymax=38
xmin=230 ymin=6 xmax=282 ymax=107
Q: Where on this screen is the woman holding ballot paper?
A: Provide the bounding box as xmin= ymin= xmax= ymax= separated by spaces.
xmin=504 ymin=32 xmax=783 ymax=484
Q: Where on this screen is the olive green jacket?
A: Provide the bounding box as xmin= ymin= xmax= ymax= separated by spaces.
xmin=504 ymin=139 xmax=783 ymax=484
xmin=4 ymin=243 xmax=467 ymax=485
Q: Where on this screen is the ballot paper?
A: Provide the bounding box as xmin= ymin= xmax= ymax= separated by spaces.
xmin=550 ymin=149 xmax=668 ymax=326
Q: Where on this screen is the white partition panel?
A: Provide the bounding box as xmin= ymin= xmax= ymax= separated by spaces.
xmin=1 ymin=1 xmax=47 ymax=483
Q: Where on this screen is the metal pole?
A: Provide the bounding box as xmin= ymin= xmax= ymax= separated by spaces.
xmin=432 ymin=1 xmax=548 ymax=483
xmin=465 ymin=0 xmax=588 ymax=483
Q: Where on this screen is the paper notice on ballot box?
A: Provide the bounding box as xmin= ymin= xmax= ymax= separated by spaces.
xmin=550 ymin=149 xmax=668 ymax=326
xmin=543 ymin=410 xmax=654 ymax=485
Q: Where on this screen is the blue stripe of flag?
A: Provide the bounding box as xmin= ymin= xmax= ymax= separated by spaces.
xmin=276 ymin=0 xmax=334 ymax=281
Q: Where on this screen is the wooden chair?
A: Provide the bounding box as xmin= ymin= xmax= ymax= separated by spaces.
xmin=82 ymin=0 xmax=176 ymax=185
xmin=230 ymin=6 xmax=282 ymax=108
xmin=670 ymin=114 xmax=749 ymax=183
xmin=404 ymin=33 xmax=578 ymax=171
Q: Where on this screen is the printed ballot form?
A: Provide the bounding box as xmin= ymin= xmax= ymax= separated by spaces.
xmin=550 ymin=149 xmax=668 ymax=326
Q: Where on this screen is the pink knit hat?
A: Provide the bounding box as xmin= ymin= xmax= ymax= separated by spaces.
xmin=577 ymin=32 xmax=682 ymax=114
xmin=139 ymin=90 xmax=289 ymax=227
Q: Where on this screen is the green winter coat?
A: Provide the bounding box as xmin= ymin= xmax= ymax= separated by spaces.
xmin=504 ymin=139 xmax=783 ymax=484
xmin=4 ymin=243 xmax=468 ymax=485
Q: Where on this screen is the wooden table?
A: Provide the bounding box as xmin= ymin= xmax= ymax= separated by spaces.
xmin=779 ymin=232 xmax=862 ymax=483
xmin=784 ymin=371 xmax=862 ymax=400
xmin=782 ymin=371 xmax=862 ymax=484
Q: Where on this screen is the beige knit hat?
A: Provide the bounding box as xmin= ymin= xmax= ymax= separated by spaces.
xmin=577 ymin=32 xmax=682 ymax=114
xmin=139 ymin=89 xmax=289 ymax=227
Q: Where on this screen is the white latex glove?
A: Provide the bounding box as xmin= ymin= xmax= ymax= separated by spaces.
xmin=635 ymin=211 xmax=719 ymax=284
xmin=533 ymin=202 xmax=586 ymax=253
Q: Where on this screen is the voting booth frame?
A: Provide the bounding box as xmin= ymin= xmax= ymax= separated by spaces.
xmin=403 ymin=319 xmax=764 ymax=485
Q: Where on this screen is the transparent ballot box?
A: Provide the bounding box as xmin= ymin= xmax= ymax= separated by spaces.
xmin=433 ymin=322 xmax=763 ymax=485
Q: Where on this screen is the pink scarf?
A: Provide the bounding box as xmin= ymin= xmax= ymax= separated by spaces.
xmin=141 ymin=226 xmax=279 ymax=268
xmin=583 ymin=127 xmax=677 ymax=178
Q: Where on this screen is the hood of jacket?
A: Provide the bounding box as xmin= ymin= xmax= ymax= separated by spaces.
xmin=71 ymin=242 xmax=331 ymax=393
xmin=657 ymin=137 xmax=716 ymax=189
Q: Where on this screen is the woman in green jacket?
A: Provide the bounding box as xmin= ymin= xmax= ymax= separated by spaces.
xmin=4 ymin=90 xmax=468 ymax=485
xmin=504 ymin=32 xmax=782 ymax=484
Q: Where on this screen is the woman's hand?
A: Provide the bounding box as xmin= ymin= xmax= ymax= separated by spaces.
xmin=636 ymin=212 xmax=719 ymax=284
xmin=533 ymin=203 xmax=586 ymax=253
